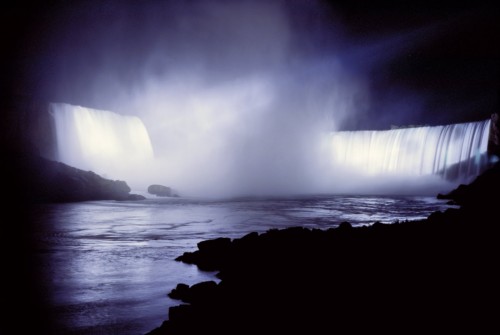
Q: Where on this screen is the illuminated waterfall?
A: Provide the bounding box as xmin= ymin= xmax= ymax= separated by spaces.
xmin=330 ymin=120 xmax=491 ymax=182
xmin=49 ymin=100 xmax=491 ymax=194
xmin=50 ymin=103 xmax=154 ymax=180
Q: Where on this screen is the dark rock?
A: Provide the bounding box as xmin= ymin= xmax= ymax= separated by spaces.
xmin=232 ymin=232 xmax=259 ymax=250
xmin=427 ymin=210 xmax=444 ymax=221
xmin=197 ymin=237 xmax=232 ymax=252
xmin=337 ymin=221 xmax=352 ymax=230
xmin=167 ymin=304 xmax=192 ymax=323
xmin=126 ymin=194 xmax=146 ymax=201
xmin=176 ymin=238 xmax=232 ymax=271
xmin=188 ymin=281 xmax=218 ymax=303
xmin=240 ymin=231 xmax=259 ymax=242
xmin=437 ymin=162 xmax=500 ymax=209
xmin=17 ymin=154 xmax=134 ymax=203
xmin=168 ymin=283 xmax=190 ymax=301
xmin=148 ymin=184 xmax=173 ymax=197
xmin=488 ymin=113 xmax=500 ymax=157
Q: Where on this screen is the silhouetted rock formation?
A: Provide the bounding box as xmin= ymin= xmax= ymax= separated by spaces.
xmin=147 ymin=164 xmax=499 ymax=335
xmin=17 ymin=154 xmax=143 ymax=202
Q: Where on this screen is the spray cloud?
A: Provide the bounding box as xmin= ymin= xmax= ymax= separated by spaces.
xmin=43 ymin=0 xmax=468 ymax=196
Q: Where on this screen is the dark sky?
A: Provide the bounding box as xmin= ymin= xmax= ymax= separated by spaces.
xmin=332 ymin=0 xmax=499 ymax=127
xmin=2 ymin=0 xmax=499 ymax=129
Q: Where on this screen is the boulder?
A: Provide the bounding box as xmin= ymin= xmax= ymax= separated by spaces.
xmin=177 ymin=237 xmax=232 ymax=271
xmin=168 ymin=283 xmax=190 ymax=302
xmin=125 ymin=194 xmax=146 ymax=201
xmin=148 ymin=184 xmax=173 ymax=197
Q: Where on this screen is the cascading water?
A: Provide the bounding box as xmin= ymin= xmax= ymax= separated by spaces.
xmin=330 ymin=119 xmax=491 ymax=183
xmin=49 ymin=103 xmax=154 ymax=183
xmin=48 ymin=101 xmax=492 ymax=194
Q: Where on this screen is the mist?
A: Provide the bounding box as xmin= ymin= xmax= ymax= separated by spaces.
xmin=27 ymin=0 xmax=494 ymax=197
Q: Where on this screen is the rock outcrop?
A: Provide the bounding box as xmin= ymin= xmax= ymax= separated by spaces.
xmin=148 ymin=184 xmax=177 ymax=197
xmin=437 ymin=161 xmax=500 ymax=209
xmin=488 ymin=113 xmax=500 ymax=157
xmin=17 ymin=154 xmax=142 ymax=202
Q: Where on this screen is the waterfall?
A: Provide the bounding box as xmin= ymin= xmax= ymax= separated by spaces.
xmin=49 ymin=103 xmax=154 ymax=181
xmin=330 ymin=119 xmax=491 ymax=183
xmin=48 ymin=101 xmax=491 ymax=194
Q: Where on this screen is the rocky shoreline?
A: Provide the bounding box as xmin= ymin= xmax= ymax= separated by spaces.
xmin=146 ymin=163 xmax=499 ymax=334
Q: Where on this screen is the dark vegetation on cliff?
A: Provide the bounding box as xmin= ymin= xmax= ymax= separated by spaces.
xmin=147 ymin=163 xmax=499 ymax=334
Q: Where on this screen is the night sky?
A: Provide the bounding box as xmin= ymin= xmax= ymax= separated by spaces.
xmin=2 ymin=0 xmax=499 ymax=130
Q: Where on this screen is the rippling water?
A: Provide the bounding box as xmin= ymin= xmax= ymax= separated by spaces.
xmin=30 ymin=195 xmax=453 ymax=334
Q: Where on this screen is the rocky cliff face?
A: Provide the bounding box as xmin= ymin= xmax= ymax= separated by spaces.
xmin=1 ymin=96 xmax=57 ymax=160
xmin=488 ymin=113 xmax=500 ymax=158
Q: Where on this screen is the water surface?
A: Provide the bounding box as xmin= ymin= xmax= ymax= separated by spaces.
xmin=31 ymin=195 xmax=453 ymax=334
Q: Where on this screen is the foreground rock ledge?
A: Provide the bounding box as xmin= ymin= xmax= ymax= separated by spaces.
xmin=147 ymin=164 xmax=499 ymax=334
